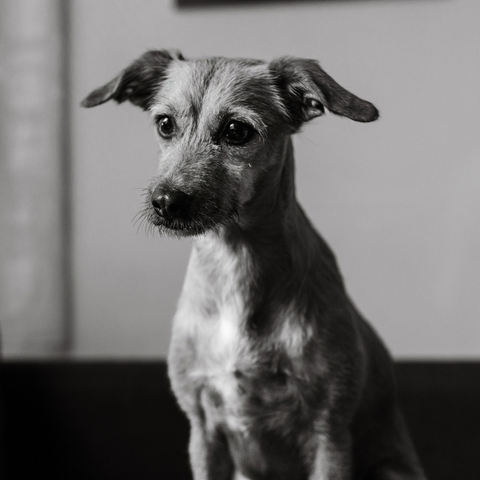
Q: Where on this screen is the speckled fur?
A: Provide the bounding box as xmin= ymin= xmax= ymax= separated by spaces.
xmin=82 ymin=50 xmax=427 ymax=480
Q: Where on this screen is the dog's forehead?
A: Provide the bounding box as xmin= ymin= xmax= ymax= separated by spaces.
xmin=152 ymin=57 xmax=286 ymax=127
xmin=164 ymin=58 xmax=270 ymax=101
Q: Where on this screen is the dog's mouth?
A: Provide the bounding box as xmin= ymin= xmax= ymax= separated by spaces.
xmin=135 ymin=199 xmax=239 ymax=238
xmin=150 ymin=212 xmax=214 ymax=237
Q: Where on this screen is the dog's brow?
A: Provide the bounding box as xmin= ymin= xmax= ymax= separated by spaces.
xmin=149 ymin=65 xmax=217 ymax=126
xmin=150 ymin=59 xmax=289 ymax=139
xmin=151 ymin=89 xmax=269 ymax=138
xmin=220 ymin=106 xmax=267 ymax=137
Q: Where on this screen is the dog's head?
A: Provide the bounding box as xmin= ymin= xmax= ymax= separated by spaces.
xmin=82 ymin=50 xmax=378 ymax=236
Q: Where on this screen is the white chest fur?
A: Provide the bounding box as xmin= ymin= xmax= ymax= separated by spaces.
xmin=174 ymin=291 xmax=250 ymax=431
xmin=169 ymin=235 xmax=315 ymax=435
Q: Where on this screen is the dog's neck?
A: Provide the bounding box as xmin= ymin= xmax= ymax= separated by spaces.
xmin=188 ymin=137 xmax=344 ymax=327
xmin=196 ymin=137 xmax=301 ymax=265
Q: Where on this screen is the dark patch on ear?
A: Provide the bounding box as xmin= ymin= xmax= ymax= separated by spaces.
xmin=81 ymin=49 xmax=184 ymax=110
xmin=270 ymin=57 xmax=379 ymax=128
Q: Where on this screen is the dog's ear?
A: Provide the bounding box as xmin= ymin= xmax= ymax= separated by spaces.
xmin=270 ymin=57 xmax=379 ymax=127
xmin=81 ymin=50 xmax=184 ymax=110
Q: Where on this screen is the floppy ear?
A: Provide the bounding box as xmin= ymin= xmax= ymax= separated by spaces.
xmin=81 ymin=49 xmax=184 ymax=110
xmin=270 ymin=57 xmax=379 ymax=128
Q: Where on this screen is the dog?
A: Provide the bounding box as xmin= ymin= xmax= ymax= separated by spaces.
xmin=82 ymin=50 xmax=427 ymax=480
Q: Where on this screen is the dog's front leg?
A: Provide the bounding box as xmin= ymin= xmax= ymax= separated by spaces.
xmin=189 ymin=418 xmax=234 ymax=480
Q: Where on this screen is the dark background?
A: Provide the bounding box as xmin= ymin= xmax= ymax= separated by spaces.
xmin=1 ymin=361 xmax=479 ymax=480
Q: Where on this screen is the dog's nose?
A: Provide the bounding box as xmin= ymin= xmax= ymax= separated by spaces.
xmin=151 ymin=187 xmax=192 ymax=220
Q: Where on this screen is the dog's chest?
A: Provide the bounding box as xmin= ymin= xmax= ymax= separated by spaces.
xmin=172 ymin=297 xmax=313 ymax=434
xmin=189 ymin=303 xmax=252 ymax=427
xmin=172 ymin=240 xmax=253 ymax=388
xmin=169 ymin=240 xmax=316 ymax=433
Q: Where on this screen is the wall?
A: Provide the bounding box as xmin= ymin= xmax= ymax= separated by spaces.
xmin=71 ymin=0 xmax=480 ymax=358
xmin=0 ymin=0 xmax=69 ymax=357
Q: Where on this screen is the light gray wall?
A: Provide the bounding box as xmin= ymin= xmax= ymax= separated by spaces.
xmin=71 ymin=0 xmax=480 ymax=358
xmin=0 ymin=0 xmax=68 ymax=357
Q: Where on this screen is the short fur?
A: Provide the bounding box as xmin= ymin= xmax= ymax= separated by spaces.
xmin=82 ymin=50 xmax=427 ymax=480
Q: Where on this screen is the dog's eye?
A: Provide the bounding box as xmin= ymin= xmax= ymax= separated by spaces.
xmin=223 ymin=121 xmax=254 ymax=145
xmin=156 ymin=116 xmax=175 ymax=138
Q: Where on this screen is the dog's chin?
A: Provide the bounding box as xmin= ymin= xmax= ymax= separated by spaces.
xmin=149 ymin=214 xmax=230 ymax=238
xmin=156 ymin=221 xmax=211 ymax=238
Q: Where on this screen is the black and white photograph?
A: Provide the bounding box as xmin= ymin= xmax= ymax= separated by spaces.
xmin=1 ymin=0 xmax=479 ymax=479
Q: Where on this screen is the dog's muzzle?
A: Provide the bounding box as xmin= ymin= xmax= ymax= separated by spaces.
xmin=147 ymin=181 xmax=237 ymax=236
